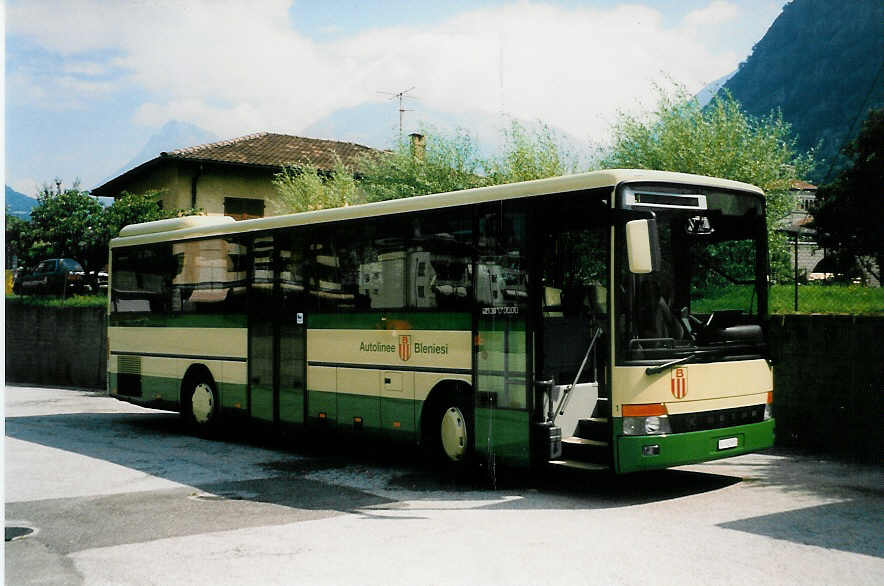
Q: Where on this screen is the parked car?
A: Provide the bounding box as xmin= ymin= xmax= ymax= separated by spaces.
xmin=12 ymin=258 xmax=89 ymax=295
xmin=85 ymin=269 xmax=108 ymax=293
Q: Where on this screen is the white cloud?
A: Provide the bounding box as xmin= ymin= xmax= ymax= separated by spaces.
xmin=8 ymin=1 xmax=744 ymax=141
xmin=684 ymin=1 xmax=740 ymax=28
xmin=9 ymin=178 xmax=41 ymax=198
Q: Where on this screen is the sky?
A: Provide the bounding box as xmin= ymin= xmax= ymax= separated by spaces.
xmin=4 ymin=0 xmax=786 ymax=197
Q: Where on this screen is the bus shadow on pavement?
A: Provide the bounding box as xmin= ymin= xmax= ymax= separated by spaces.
xmin=7 ymin=410 xmax=741 ymax=512
xmin=718 ymin=501 xmax=884 ymax=558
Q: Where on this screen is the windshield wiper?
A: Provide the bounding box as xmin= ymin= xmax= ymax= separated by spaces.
xmin=644 ymin=350 xmax=719 ymax=375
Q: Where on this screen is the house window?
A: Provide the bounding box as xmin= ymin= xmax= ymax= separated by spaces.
xmin=224 ymin=197 xmax=265 ymax=220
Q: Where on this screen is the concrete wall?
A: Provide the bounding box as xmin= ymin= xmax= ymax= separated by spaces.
xmin=5 ymin=304 xmax=107 ymax=389
xmin=767 ymin=315 xmax=882 ymax=464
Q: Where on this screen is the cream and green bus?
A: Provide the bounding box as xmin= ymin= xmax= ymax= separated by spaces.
xmin=108 ymin=169 xmax=774 ymax=474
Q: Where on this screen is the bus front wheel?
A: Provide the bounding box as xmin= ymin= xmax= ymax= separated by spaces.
xmin=425 ymin=389 xmax=473 ymax=471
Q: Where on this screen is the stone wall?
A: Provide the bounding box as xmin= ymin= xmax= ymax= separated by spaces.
xmin=5 ymin=304 xmax=107 ymax=389
xmin=767 ymin=315 xmax=883 ymax=464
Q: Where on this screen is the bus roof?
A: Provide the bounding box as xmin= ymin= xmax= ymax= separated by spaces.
xmin=110 ymin=169 xmax=764 ymax=248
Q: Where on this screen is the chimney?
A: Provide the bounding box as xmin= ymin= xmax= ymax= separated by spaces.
xmin=409 ymin=133 xmax=426 ymax=161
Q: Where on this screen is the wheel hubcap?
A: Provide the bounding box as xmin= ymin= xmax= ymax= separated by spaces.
xmin=191 ymin=383 xmax=214 ymax=424
xmin=440 ymin=406 xmax=467 ymax=461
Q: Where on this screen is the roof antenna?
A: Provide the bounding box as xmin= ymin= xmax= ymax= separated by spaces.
xmin=378 ymin=87 xmax=418 ymax=141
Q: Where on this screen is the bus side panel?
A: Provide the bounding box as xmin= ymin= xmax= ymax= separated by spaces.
xmin=219 ymin=361 xmax=249 ymax=414
xmin=108 ymin=326 xmax=247 ymax=415
xmin=474 ymin=408 xmax=531 ymax=467
xmin=306 ymin=322 xmax=471 ymax=440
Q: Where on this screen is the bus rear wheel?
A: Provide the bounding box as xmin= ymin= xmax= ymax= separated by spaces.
xmin=183 ymin=376 xmax=219 ymax=437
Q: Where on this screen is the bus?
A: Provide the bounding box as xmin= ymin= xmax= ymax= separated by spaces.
xmin=108 ymin=169 xmax=775 ymax=474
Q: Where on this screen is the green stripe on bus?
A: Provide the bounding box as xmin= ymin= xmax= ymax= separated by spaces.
xmin=306 ymin=390 xmax=417 ymax=436
xmin=615 ymin=418 xmax=775 ymax=473
xmin=308 ymin=312 xmax=471 ymax=331
xmin=110 ymin=373 xmax=247 ymax=412
xmin=110 ymin=313 xmax=248 ymax=328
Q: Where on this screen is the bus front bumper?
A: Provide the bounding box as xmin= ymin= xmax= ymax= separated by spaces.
xmin=615 ymin=418 xmax=775 ymax=474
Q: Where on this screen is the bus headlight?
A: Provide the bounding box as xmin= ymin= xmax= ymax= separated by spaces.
xmin=622 ymin=415 xmax=672 ymax=436
xmin=764 ymin=391 xmax=773 ymax=420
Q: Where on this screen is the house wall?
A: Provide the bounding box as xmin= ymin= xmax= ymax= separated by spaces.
xmin=118 ymin=163 xmax=188 ymax=209
xmin=194 ymin=165 xmax=290 ymax=216
xmin=114 ymin=161 xmax=291 ymax=217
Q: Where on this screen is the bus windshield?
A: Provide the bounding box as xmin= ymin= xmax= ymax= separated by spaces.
xmin=617 ymin=186 xmax=768 ymax=364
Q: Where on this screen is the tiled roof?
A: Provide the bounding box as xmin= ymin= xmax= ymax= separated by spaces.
xmin=162 ymin=132 xmax=378 ymax=170
xmin=791 ymin=180 xmax=817 ymax=190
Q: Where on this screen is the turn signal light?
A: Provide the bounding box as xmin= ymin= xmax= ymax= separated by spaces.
xmin=766 ymin=391 xmax=773 ymax=404
xmin=622 ymin=403 xmax=667 ymax=417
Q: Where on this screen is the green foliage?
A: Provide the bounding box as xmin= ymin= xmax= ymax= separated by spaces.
xmin=5 ymin=213 xmax=31 ymax=266
xmin=7 ymin=182 xmax=199 ymax=275
xmin=813 ymin=109 xmax=883 ymax=283
xmin=273 ymin=157 xmax=361 ymax=213
xmin=486 ymin=119 xmax=581 ymax=183
xmin=602 ymin=85 xmax=815 ymax=280
xmin=6 ymin=293 xmax=108 ymax=308
xmin=106 ymin=192 xmax=184 ymax=236
xmin=355 ymin=121 xmax=582 ymax=203
xmin=26 ymin=182 xmax=107 ymax=271
xmin=358 ymin=128 xmax=489 ymax=202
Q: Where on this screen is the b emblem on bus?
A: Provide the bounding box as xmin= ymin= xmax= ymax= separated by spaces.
xmin=671 ymin=367 xmax=688 ymax=399
xmin=399 ymin=335 xmax=412 ymax=361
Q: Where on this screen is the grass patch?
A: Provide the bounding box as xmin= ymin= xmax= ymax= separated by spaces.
xmin=694 ymin=285 xmax=884 ymax=315
xmin=6 ymin=293 xmax=108 ymax=308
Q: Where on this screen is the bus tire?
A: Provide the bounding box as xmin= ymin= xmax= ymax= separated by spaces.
xmin=182 ymin=374 xmax=219 ymax=438
xmin=424 ymin=387 xmax=474 ymax=473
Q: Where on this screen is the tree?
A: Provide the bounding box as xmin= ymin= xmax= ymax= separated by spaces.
xmin=358 ymin=128 xmax=489 ymax=202
xmin=105 ymin=191 xmax=195 ymax=236
xmin=5 ymin=212 xmax=31 ymax=268
xmin=10 ymin=182 xmax=200 ymax=282
xmin=485 ymin=119 xmax=581 ymax=183
xmin=813 ymin=109 xmax=884 ymax=283
xmin=273 ymin=158 xmax=361 ymax=213
xmin=601 ymin=85 xmax=816 ymax=280
xmin=25 ymin=182 xmax=107 ymax=272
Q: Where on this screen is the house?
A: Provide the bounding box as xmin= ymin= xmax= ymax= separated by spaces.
xmin=91 ymin=132 xmax=380 ymax=219
xmin=780 ymin=180 xmax=828 ymax=279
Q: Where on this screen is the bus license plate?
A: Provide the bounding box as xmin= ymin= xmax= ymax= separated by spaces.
xmin=718 ymin=437 xmax=738 ymax=450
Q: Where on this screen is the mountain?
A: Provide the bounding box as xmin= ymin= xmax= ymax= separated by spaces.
xmin=5 ymin=185 xmax=38 ymax=219
xmin=721 ymin=0 xmax=884 ymax=183
xmin=111 ymin=120 xmax=218 ymax=178
xmin=695 ymin=71 xmax=735 ymax=108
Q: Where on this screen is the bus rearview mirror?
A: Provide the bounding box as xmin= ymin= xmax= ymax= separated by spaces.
xmin=626 ymin=219 xmax=660 ymax=274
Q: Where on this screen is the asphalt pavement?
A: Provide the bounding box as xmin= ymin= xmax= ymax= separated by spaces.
xmin=5 ymin=385 xmax=883 ymax=585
